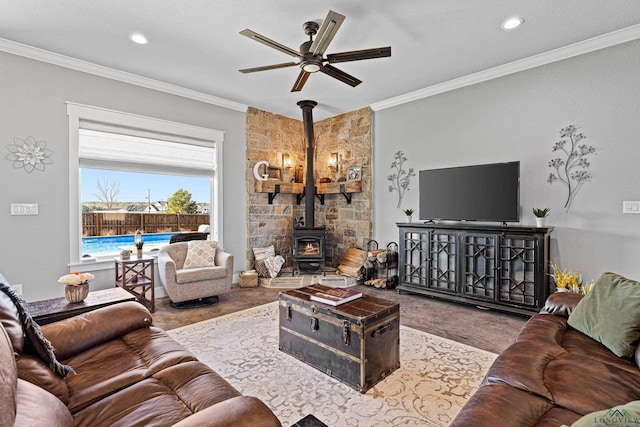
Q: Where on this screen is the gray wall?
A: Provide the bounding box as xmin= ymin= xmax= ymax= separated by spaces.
xmin=3 ymin=39 xmax=640 ymax=301
xmin=373 ymin=40 xmax=640 ymax=284
xmin=0 ymin=52 xmax=247 ymax=301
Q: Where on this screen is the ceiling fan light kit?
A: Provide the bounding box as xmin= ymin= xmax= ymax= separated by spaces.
xmin=301 ymin=62 xmax=321 ymax=73
xmin=239 ymin=10 xmax=391 ymax=92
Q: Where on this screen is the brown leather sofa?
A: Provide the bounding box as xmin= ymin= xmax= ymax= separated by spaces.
xmin=450 ymin=291 xmax=640 ymax=426
xmin=0 ymin=278 xmax=281 ymax=426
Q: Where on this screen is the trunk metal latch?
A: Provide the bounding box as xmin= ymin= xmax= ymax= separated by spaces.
xmin=285 ymin=302 xmax=292 ymax=321
xmin=310 ymin=304 xmax=319 ymax=331
xmin=343 ymin=320 xmax=351 ymax=346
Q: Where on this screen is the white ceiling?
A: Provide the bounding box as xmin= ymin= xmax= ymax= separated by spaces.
xmin=1 ymin=1 xmax=640 ymax=120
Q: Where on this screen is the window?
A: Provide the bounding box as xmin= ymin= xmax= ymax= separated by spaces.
xmin=67 ymin=103 xmax=224 ymax=266
xmin=80 ymin=167 xmax=212 ymax=257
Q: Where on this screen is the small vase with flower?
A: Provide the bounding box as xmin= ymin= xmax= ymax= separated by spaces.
xmin=550 ymin=264 xmax=593 ymax=294
xmin=134 ymin=230 xmax=144 ymax=258
xmin=403 ymin=208 xmax=414 ymax=223
xmin=533 ymin=208 xmax=550 ymax=227
xmin=58 ymin=272 xmax=94 ymax=303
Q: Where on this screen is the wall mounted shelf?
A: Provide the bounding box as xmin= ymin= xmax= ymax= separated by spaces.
xmin=255 ymin=180 xmax=362 ymax=205
xmin=316 ymin=181 xmax=362 ymax=204
xmin=255 ymin=181 xmax=303 ymax=204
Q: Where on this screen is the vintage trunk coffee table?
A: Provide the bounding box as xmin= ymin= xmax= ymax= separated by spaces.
xmin=279 ymin=287 xmax=400 ymax=393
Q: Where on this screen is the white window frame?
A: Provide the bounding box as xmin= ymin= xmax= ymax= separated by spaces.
xmin=67 ymin=102 xmax=224 ymax=267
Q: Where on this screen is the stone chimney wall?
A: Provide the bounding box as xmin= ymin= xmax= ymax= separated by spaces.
xmin=245 ymin=106 xmax=373 ymax=270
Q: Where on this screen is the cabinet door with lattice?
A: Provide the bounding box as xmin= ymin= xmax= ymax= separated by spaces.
xmin=498 ymin=235 xmax=543 ymax=308
xmin=427 ymin=230 xmax=457 ymax=293
xmin=399 ymin=229 xmax=430 ymax=288
xmin=461 ymin=233 xmax=499 ymax=302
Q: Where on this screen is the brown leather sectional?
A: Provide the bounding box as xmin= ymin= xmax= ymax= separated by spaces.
xmin=451 ymin=292 xmax=640 ymax=426
xmin=0 ymin=281 xmax=281 ymax=426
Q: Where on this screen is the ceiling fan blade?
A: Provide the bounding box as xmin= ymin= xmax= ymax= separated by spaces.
xmin=239 ymin=62 xmax=299 ymax=73
xmin=309 ymin=10 xmax=345 ymax=56
xmin=239 ymin=29 xmax=301 ymax=58
xmin=291 ymin=70 xmax=311 ymax=92
xmin=327 ymin=47 xmax=391 ymax=63
xmin=320 ymin=64 xmax=362 ymax=87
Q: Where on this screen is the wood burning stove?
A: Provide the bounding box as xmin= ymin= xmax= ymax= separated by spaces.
xmin=292 ymin=100 xmax=326 ymax=276
xmin=293 ymin=227 xmax=326 ymax=275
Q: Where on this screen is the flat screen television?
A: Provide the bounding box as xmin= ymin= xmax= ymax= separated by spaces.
xmin=419 ymin=161 xmax=520 ymax=222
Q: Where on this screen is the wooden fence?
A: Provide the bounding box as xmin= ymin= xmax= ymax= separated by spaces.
xmin=82 ymin=212 xmax=210 ymax=237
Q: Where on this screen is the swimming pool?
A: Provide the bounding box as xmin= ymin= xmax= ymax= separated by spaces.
xmin=82 ymin=233 xmax=177 ymax=257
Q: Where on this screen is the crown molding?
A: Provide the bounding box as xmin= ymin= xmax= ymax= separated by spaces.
xmin=2 ymin=23 xmax=639 ymax=116
xmin=0 ymin=38 xmax=248 ymax=113
xmin=371 ymin=23 xmax=640 ymax=112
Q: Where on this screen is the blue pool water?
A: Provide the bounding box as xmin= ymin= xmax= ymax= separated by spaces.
xmin=82 ymin=233 xmax=177 ymax=257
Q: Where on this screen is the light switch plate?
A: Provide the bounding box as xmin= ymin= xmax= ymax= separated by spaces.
xmin=623 ymin=201 xmax=640 ymax=214
xmin=11 ymin=203 xmax=39 ymax=215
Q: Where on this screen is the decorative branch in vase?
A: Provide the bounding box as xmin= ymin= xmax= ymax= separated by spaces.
xmin=387 ymin=150 xmax=415 ymax=209
xmin=547 ymin=125 xmax=597 ymax=210
xmin=550 ymin=264 xmax=593 ymax=294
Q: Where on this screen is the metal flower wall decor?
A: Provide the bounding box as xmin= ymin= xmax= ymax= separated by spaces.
xmin=387 ymin=150 xmax=415 ymax=208
xmin=547 ymin=125 xmax=596 ymax=210
xmin=5 ymin=136 xmax=53 ymax=173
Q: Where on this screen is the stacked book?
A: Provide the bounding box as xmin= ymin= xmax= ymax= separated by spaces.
xmin=303 ymin=284 xmax=363 ymax=306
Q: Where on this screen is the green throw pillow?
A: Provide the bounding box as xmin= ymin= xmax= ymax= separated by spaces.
xmin=563 ymin=400 xmax=640 ymax=427
xmin=568 ymin=272 xmax=640 ymax=358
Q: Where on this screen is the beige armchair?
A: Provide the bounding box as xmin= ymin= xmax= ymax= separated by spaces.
xmin=157 ymin=242 xmax=233 ymax=308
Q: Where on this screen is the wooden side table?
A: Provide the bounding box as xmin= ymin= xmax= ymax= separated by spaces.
xmin=115 ymin=255 xmax=155 ymax=312
xmin=26 ymin=287 xmax=136 ymax=325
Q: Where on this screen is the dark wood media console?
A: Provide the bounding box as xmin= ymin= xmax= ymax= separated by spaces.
xmin=397 ymin=223 xmax=553 ymax=316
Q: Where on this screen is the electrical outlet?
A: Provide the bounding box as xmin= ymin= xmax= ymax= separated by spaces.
xmin=623 ymin=201 xmax=640 ymax=214
xmin=12 ymin=284 xmax=23 ymax=296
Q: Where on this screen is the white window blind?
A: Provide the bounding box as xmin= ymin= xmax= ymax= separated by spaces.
xmin=79 ymin=122 xmax=216 ymax=177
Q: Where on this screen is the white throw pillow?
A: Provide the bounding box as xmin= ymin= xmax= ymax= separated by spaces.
xmin=264 ymin=255 xmax=285 ymax=278
xmin=183 ymin=240 xmax=218 ymax=269
xmin=252 ymin=245 xmax=277 ymax=278
xmin=252 ymin=245 xmax=275 ymax=261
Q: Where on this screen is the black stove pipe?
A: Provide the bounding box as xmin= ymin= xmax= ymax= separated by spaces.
xmin=297 ymin=100 xmax=318 ymax=228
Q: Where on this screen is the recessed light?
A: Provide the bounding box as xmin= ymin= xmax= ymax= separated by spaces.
xmin=501 ymin=17 xmax=524 ymax=30
xmin=129 ymin=33 xmax=149 ymax=45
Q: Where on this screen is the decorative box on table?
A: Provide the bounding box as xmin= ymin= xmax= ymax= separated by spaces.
xmin=279 ymin=286 xmax=400 ymax=393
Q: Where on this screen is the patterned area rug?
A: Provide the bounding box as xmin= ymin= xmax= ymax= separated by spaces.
xmin=167 ymin=302 xmax=496 ymax=426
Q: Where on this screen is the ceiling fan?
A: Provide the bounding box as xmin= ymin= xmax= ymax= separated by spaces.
xmin=239 ymin=10 xmax=391 ymax=92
